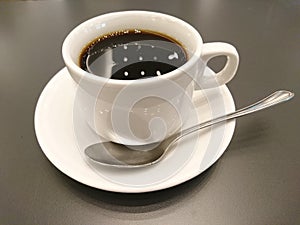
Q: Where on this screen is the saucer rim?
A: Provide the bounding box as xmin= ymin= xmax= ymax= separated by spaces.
xmin=34 ymin=67 xmax=236 ymax=193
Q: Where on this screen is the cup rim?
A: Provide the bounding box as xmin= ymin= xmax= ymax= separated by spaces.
xmin=62 ymin=10 xmax=203 ymax=86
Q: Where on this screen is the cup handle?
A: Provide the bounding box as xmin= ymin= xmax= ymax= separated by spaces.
xmin=198 ymin=42 xmax=239 ymax=88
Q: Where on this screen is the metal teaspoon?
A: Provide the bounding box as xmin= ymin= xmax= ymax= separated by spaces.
xmin=85 ymin=90 xmax=294 ymax=168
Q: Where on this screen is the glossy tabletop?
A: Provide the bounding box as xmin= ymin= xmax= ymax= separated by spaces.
xmin=0 ymin=1 xmax=299 ymax=224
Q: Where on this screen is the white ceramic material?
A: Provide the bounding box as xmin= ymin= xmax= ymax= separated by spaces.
xmin=62 ymin=10 xmax=239 ymax=145
xmin=34 ymin=67 xmax=236 ymax=193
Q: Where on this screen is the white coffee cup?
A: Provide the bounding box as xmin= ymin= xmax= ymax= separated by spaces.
xmin=62 ymin=11 xmax=239 ymax=146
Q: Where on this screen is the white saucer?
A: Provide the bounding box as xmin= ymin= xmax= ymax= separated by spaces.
xmin=34 ymin=67 xmax=236 ymax=193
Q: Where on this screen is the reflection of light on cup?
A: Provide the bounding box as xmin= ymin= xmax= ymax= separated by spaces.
xmin=108 ymin=76 xmax=195 ymax=146
xmin=127 ymin=96 xmax=179 ymax=142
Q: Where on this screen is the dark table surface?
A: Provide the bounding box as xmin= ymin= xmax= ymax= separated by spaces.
xmin=1 ymin=1 xmax=299 ymax=224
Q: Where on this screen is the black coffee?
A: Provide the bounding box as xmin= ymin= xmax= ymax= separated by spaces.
xmin=79 ymin=30 xmax=187 ymax=80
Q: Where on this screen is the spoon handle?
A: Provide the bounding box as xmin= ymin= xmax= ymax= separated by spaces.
xmin=175 ymin=90 xmax=294 ymax=142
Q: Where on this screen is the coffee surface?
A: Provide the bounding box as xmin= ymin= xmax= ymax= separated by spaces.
xmin=79 ymin=30 xmax=187 ymax=80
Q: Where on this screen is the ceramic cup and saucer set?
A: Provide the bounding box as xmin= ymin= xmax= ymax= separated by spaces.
xmin=35 ymin=11 xmax=239 ymax=193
